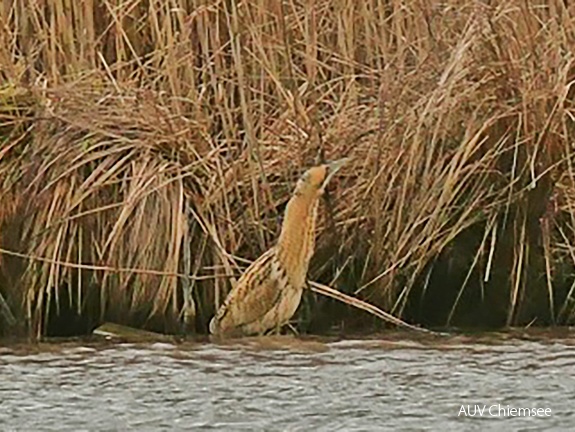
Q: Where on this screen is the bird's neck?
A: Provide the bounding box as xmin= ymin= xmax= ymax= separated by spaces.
xmin=276 ymin=193 xmax=319 ymax=288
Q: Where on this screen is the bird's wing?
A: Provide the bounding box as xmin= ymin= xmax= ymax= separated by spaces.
xmin=212 ymin=248 xmax=284 ymax=333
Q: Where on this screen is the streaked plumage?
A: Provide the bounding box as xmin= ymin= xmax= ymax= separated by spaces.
xmin=209 ymin=159 xmax=347 ymax=338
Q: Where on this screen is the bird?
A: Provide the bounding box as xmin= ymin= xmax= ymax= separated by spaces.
xmin=209 ymin=158 xmax=348 ymax=338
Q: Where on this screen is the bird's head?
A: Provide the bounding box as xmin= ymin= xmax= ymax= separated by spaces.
xmin=294 ymin=158 xmax=348 ymax=198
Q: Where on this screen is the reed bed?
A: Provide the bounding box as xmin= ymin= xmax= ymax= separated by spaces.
xmin=1 ymin=0 xmax=575 ymax=337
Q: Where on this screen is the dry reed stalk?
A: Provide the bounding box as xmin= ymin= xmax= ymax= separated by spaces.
xmin=1 ymin=1 xmax=575 ymax=338
xmin=308 ymin=281 xmax=438 ymax=335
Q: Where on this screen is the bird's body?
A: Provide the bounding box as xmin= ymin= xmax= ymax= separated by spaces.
xmin=209 ymin=159 xmax=346 ymax=338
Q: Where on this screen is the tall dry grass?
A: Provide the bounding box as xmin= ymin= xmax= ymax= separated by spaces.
xmin=1 ymin=0 xmax=575 ymax=337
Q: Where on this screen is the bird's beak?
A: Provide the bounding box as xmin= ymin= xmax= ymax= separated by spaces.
xmin=322 ymin=157 xmax=349 ymax=188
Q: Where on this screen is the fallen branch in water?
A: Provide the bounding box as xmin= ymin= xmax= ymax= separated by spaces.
xmin=308 ymin=280 xmax=441 ymax=335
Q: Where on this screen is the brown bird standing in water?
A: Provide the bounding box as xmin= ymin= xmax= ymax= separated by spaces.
xmin=209 ymin=159 xmax=348 ymax=338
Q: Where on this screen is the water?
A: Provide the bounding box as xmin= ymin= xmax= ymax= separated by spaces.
xmin=1 ymin=331 xmax=574 ymax=431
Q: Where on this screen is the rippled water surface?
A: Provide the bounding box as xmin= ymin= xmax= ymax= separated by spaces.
xmin=1 ymin=331 xmax=574 ymax=431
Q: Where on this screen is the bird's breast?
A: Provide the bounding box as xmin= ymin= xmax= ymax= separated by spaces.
xmin=274 ymin=283 xmax=304 ymax=326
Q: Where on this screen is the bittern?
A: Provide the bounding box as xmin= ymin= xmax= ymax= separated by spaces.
xmin=209 ymin=159 xmax=348 ymax=338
